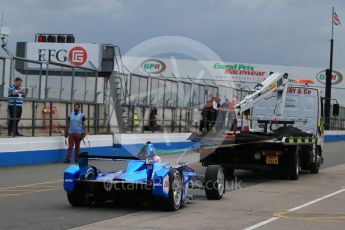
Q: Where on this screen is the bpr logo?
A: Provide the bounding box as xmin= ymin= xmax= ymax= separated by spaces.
xmin=141 ymin=59 xmax=166 ymax=74
xmin=316 ymin=70 xmax=343 ymax=85
xmin=69 ymin=46 xmax=88 ymax=66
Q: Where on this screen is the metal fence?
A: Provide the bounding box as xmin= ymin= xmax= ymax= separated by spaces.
xmin=1 ymin=54 xmax=344 ymax=137
xmin=0 ymin=55 xmax=109 ymax=137
xmin=112 ymin=72 xmax=241 ymax=134
xmin=330 ymin=118 xmax=345 ymax=130
xmin=328 ymin=105 xmax=345 ymax=130
xmin=116 ymin=72 xmax=345 ymax=133
xmin=0 ymin=56 xmax=103 ymax=103
xmin=120 ymin=105 xmax=236 ymax=134
xmin=0 ymin=98 xmax=109 ymax=137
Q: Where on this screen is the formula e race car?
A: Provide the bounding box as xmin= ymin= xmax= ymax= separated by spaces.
xmin=63 ymin=142 xmax=225 ymax=211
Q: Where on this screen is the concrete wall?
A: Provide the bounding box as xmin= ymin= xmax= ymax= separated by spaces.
xmin=0 ymin=135 xmax=112 ymax=167
xmin=324 ymin=130 xmax=345 ymax=142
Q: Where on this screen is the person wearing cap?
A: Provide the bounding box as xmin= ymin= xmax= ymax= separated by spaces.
xmin=64 ymin=103 xmax=87 ymax=163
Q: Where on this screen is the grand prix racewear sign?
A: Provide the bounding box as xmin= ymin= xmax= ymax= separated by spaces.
xmin=213 ymin=63 xmax=266 ymax=77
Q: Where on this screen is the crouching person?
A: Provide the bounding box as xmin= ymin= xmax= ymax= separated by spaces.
xmin=64 ymin=103 xmax=87 ymax=163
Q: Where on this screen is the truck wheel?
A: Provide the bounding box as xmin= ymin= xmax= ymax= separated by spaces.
xmin=67 ymin=192 xmax=90 ymax=207
xmin=205 ymin=165 xmax=225 ymax=200
xmin=310 ymin=161 xmax=320 ymax=174
xmin=288 ymin=148 xmax=300 ymax=180
xmin=158 ymin=169 xmax=183 ymax=211
xmin=224 ymin=167 xmax=235 ymax=178
xmin=310 ymin=147 xmax=321 ymax=174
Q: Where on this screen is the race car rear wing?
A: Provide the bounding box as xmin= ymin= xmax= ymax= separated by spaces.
xmin=78 ymin=152 xmax=139 ymax=160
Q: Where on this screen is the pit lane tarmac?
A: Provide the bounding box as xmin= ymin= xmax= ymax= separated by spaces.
xmin=0 ymin=141 xmax=344 ymax=230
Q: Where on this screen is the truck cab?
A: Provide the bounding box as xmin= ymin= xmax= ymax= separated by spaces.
xmin=251 ymin=81 xmax=323 ymax=142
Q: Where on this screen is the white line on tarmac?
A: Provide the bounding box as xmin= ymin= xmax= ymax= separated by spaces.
xmin=244 ymin=188 xmax=345 ymax=230
xmin=244 ymin=217 xmax=280 ymax=230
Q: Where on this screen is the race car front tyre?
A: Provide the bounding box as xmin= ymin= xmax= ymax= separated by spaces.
xmin=157 ymin=169 xmax=183 ymax=211
xmin=67 ymin=192 xmax=90 ymax=207
xmin=205 ymin=165 xmax=225 ymax=200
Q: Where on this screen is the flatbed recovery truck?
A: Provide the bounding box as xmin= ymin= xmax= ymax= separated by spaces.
xmin=194 ymin=72 xmax=331 ymax=180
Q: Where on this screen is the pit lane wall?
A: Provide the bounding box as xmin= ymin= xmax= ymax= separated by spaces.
xmin=0 ymin=131 xmax=343 ymax=167
xmin=324 ymin=130 xmax=345 ymax=142
xmin=0 ymin=135 xmax=112 ymax=167
xmin=0 ymin=133 xmax=197 ymax=167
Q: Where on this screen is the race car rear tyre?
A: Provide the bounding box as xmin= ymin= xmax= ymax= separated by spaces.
xmin=67 ymin=192 xmax=89 ymax=207
xmin=205 ymin=165 xmax=225 ymax=200
xmin=158 ymin=169 xmax=183 ymax=211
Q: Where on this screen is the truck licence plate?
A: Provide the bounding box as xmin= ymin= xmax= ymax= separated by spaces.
xmin=266 ymin=156 xmax=278 ymax=164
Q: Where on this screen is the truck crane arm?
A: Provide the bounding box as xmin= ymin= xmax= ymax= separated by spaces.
xmin=235 ymin=72 xmax=289 ymax=116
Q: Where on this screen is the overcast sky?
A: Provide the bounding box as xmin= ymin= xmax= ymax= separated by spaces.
xmin=1 ymin=0 xmax=345 ymax=68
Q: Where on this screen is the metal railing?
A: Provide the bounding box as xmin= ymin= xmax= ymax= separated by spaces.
xmin=0 ymin=56 xmax=102 ymax=103
xmin=0 ymin=98 xmax=109 ymax=137
xmin=330 ymin=118 xmax=345 ymax=130
xmin=0 ymin=55 xmax=109 ymax=137
xmin=118 ymin=105 xmax=236 ymax=134
xmin=2 ymin=55 xmax=345 ymax=137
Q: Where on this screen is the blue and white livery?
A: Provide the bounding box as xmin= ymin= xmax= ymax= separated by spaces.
xmin=63 ymin=142 xmax=225 ymax=211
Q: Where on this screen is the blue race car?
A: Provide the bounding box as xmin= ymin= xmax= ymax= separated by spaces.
xmin=63 ymin=142 xmax=225 ymax=211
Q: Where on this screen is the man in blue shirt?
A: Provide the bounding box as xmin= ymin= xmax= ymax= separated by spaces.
xmin=8 ymin=77 xmax=28 ymax=136
xmin=64 ymin=103 xmax=87 ymax=163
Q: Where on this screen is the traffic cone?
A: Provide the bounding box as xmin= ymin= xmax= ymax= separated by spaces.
xmin=242 ymin=115 xmax=250 ymax=133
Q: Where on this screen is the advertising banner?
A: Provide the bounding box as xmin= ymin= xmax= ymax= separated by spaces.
xmin=18 ymin=42 xmax=101 ymax=70
xmin=123 ymin=56 xmax=345 ymax=105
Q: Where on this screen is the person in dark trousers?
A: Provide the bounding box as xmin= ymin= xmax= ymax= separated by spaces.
xmin=215 ymin=97 xmax=223 ymax=131
xmin=200 ymin=99 xmax=210 ymax=133
xmin=8 ymin=77 xmax=28 ymax=136
xmin=149 ymin=106 xmax=158 ymax=132
xmin=64 ymin=103 xmax=87 ymax=163
xmin=209 ymin=97 xmax=218 ymax=131
xmin=204 ymin=98 xmax=214 ymax=132
xmin=200 ymin=107 xmax=208 ymax=132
